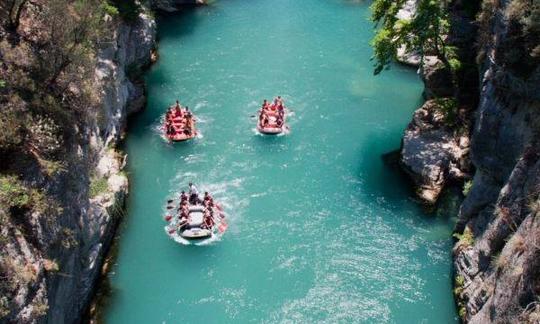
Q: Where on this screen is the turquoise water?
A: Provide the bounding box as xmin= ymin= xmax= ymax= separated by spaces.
xmin=103 ymin=0 xmax=458 ymax=322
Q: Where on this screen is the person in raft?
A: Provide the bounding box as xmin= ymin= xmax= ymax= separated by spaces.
xmin=180 ymin=190 xmax=188 ymax=201
xmin=188 ymin=182 xmax=200 ymax=204
xmin=179 ymin=207 xmax=189 ymax=222
xmin=203 ymin=192 xmax=211 ymax=205
xmin=178 ymin=214 xmax=189 ymax=230
xmin=202 ymin=208 xmax=214 ymax=229
xmin=276 ymin=116 xmax=284 ymax=127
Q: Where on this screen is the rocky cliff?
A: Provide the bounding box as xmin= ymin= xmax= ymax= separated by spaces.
xmin=452 ymin=0 xmax=540 ymax=322
xmin=0 ymin=1 xmax=155 ymax=323
xmin=396 ymin=0 xmax=539 ymax=322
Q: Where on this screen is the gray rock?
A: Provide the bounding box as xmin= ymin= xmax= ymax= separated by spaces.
xmin=400 ymin=99 xmax=470 ymax=203
xmin=452 ymin=0 xmax=540 ymax=321
xmin=2 ymin=7 xmax=156 ymax=324
xmin=421 ymin=56 xmax=454 ymax=99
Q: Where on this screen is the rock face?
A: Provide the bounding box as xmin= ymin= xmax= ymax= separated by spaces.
xmin=0 ymin=7 xmax=156 ymax=324
xmin=152 ymin=0 xmax=206 ymax=12
xmin=451 ymin=0 xmax=540 ymax=322
xmin=400 ymin=100 xmax=470 ymax=203
xmin=397 ymin=2 xmax=475 ymax=205
xmin=420 ymin=56 xmax=454 ymax=99
xmin=453 ymin=78 xmax=540 ymax=323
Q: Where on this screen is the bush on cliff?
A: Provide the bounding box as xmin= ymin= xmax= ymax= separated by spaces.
xmin=370 ymin=0 xmax=453 ymax=74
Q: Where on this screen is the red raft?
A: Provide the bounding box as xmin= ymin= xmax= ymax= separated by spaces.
xmin=164 ymin=104 xmax=196 ymax=142
xmin=257 ymin=98 xmax=287 ymax=135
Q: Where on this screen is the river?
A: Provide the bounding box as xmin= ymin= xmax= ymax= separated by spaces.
xmin=102 ymin=0 xmax=458 ymax=322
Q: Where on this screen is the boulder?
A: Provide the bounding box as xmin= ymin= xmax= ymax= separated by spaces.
xmin=421 ymin=56 xmax=454 ymax=99
xmin=400 ymin=99 xmax=470 ymax=204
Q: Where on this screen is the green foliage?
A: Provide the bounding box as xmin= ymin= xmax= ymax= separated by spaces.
xmin=0 ymin=176 xmax=29 ymax=208
xmin=448 ymin=57 xmax=462 ymax=72
xmin=102 ymin=2 xmax=119 ymax=16
xmin=0 ymin=100 xmax=27 ymax=153
xmin=0 ymin=80 xmax=5 ymax=88
xmin=370 ymin=0 xmax=452 ymax=74
xmin=454 ymin=274 xmax=467 ymax=318
xmin=434 ymin=97 xmax=458 ymax=125
xmin=454 ymin=275 xmax=465 ymax=296
xmin=453 ymin=227 xmax=475 ymax=247
xmin=462 ymin=180 xmax=473 ymax=196
xmin=458 ymin=306 xmax=466 ymax=318
xmin=108 ymin=0 xmax=140 ymax=23
xmin=0 ymin=176 xmax=56 ymax=216
xmin=89 ymin=177 xmax=109 ymax=198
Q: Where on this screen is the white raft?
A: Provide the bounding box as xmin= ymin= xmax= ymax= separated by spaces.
xmin=164 ymin=204 xmax=227 ymax=244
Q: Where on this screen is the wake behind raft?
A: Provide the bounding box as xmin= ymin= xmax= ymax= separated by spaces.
xmin=164 ymin=100 xmax=197 ymax=142
xmin=257 ymin=96 xmax=288 ymax=135
xmin=164 ymin=184 xmax=227 ymax=243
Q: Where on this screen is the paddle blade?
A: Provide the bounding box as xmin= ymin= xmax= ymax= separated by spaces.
xmin=218 ymin=221 xmax=228 ymax=233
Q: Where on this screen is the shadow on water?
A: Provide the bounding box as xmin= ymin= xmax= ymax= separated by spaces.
xmin=357 ymin=132 xmax=415 ymax=201
xmin=155 ymin=6 xmax=209 ymax=41
xmin=357 ymin=130 xmax=464 ymax=223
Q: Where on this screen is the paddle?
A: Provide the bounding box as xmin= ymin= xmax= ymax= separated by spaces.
xmin=218 ymin=221 xmax=228 ymax=233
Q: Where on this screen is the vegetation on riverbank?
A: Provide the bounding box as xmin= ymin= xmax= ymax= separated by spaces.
xmin=371 ymin=0 xmax=540 ymax=322
xmin=0 ymin=0 xmax=140 ymax=321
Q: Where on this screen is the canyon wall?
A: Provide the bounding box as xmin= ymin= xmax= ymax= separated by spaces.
xmin=396 ymin=0 xmax=539 ymax=322
xmin=0 ymin=2 xmax=155 ymax=323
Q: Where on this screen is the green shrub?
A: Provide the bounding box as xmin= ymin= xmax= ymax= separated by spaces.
xmin=453 ymin=227 xmax=475 ymax=247
xmin=449 ymin=58 xmax=463 ymax=72
xmin=109 ymin=0 xmax=140 ymax=22
xmin=454 ymin=275 xmax=465 ymax=296
xmin=462 ymin=180 xmax=473 ymax=196
xmin=89 ymin=177 xmax=109 ymax=198
xmin=102 ymin=2 xmax=119 ymax=16
xmin=434 ymin=98 xmax=459 ymax=126
xmin=458 ymin=306 xmax=466 ymax=318
xmin=0 ymin=176 xmax=29 ymax=208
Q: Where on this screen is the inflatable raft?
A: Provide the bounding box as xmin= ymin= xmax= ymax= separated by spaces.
xmin=163 ymin=193 xmax=227 ymax=244
xmin=257 ymin=103 xmax=287 ymax=135
xmin=164 ymin=105 xmax=197 ymax=142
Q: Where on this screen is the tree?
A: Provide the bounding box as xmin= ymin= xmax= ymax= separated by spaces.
xmin=370 ymin=0 xmax=453 ymax=75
